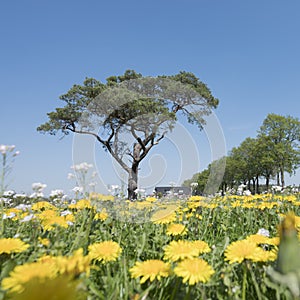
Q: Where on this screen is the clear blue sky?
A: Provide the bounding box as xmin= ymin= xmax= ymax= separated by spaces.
xmin=1 ymin=0 xmax=299 ymax=195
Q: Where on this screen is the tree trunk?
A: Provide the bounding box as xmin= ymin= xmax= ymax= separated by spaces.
xmin=277 ymin=172 xmax=280 ymax=186
xmin=280 ymin=167 xmax=285 ymax=188
xmin=127 ymin=142 xmax=142 ymax=200
xmin=266 ymin=176 xmax=270 ymax=191
xmin=128 ymin=165 xmax=138 ymax=200
xmin=256 ymin=175 xmax=259 ymax=194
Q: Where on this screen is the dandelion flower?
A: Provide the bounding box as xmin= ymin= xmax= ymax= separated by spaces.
xmin=151 ymin=206 xmax=177 ymax=224
xmin=166 ymin=224 xmax=187 ymax=236
xmin=130 ymin=260 xmax=170 ymax=283
xmin=224 ymin=239 xmax=268 ymax=264
xmin=31 ymin=201 xmax=56 ymax=211
xmin=1 ymin=262 xmax=57 ymax=293
xmin=174 ymin=258 xmax=214 ymax=285
xmin=88 ymin=241 xmax=122 ymax=263
xmin=5 ymin=276 xmax=85 ymax=300
xmin=0 ymin=238 xmax=29 ymax=255
xmin=94 ymin=209 xmax=108 ymax=221
xmin=193 ymin=240 xmax=211 ymax=254
xmin=164 ymin=240 xmax=200 ymax=262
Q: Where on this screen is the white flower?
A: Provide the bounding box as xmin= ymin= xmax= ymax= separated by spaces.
xmin=20 ymin=214 xmax=35 ymax=222
xmin=15 ymin=204 xmax=31 ymax=211
xmin=32 ymin=182 xmax=47 ymax=192
xmin=0 ymin=145 xmax=15 ymax=155
xmin=71 ymin=162 xmax=93 ymax=172
xmin=13 ymin=233 xmax=20 ymax=238
xmin=67 ymin=173 xmax=75 ymax=179
xmin=3 ymin=190 xmax=15 ymax=197
xmin=72 ymin=186 xmax=83 ymax=193
xmin=50 ymin=189 xmax=64 ymax=197
xmin=2 ymin=212 xmax=16 ymax=219
xmin=67 ymin=221 xmax=74 ymax=226
xmin=13 ymin=193 xmax=27 ymax=199
xmin=13 ymin=150 xmax=20 ymax=157
xmin=257 ymin=228 xmax=270 ymax=237
xmin=60 ymin=210 xmax=72 ymax=216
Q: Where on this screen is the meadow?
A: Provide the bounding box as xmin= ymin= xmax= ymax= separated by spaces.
xmin=0 ymin=191 xmax=300 ymax=300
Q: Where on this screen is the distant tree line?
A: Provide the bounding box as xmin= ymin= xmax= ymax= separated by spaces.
xmin=183 ymin=114 xmax=300 ymax=195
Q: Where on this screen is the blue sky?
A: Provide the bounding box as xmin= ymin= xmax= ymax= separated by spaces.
xmin=1 ymin=0 xmax=299 ymax=195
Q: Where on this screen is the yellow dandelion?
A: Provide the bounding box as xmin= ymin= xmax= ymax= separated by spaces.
xmin=130 ymin=260 xmax=171 ymax=283
xmin=5 ymin=276 xmax=85 ymax=300
xmin=41 ymin=216 xmax=69 ymax=231
xmin=52 ymin=248 xmax=91 ymax=277
xmin=0 ymin=238 xmax=29 ymax=255
xmin=164 ymin=240 xmax=199 ymax=262
xmin=174 ymin=258 xmax=214 ymax=285
xmin=1 ymin=262 xmax=57 ymax=293
xmin=31 ymin=201 xmax=56 ymax=211
xmin=145 ymin=196 xmax=157 ymax=203
xmin=151 ymin=207 xmax=177 ymax=224
xmin=68 ymin=199 xmax=93 ymax=210
xmin=193 ymin=240 xmax=211 ymax=254
xmin=38 ymin=237 xmax=50 ymax=247
xmin=88 ymin=241 xmax=122 ymax=263
xmin=94 ymin=209 xmax=108 ymax=221
xmin=224 ymin=239 xmax=268 ymax=264
xmin=246 ymin=234 xmax=271 ymax=245
xmin=166 ymin=224 xmax=187 ymax=236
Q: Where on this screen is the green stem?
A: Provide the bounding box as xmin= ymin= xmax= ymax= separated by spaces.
xmin=242 ymin=262 xmax=247 ymax=300
xmin=249 ymin=264 xmax=262 ymax=300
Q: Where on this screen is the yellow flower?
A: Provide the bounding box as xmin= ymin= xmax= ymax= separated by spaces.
xmin=224 ymin=239 xmax=271 ymax=264
xmin=130 ymin=260 xmax=170 ymax=283
xmin=38 ymin=237 xmax=50 ymax=247
xmin=166 ymin=224 xmax=187 ymax=236
xmin=68 ymin=199 xmax=93 ymax=210
xmin=174 ymin=258 xmax=214 ymax=285
xmin=88 ymin=241 xmax=122 ymax=263
xmin=193 ymin=240 xmax=211 ymax=254
xmin=0 ymin=238 xmax=29 ymax=254
xmin=2 ymin=262 xmax=57 ymax=293
xmin=164 ymin=240 xmax=199 ymax=262
xmin=3 ymin=276 xmax=85 ymax=300
xmin=52 ymin=248 xmax=91 ymax=277
xmin=41 ymin=216 xmax=69 ymax=231
xmin=94 ymin=209 xmax=108 ymax=221
xmin=31 ymin=201 xmax=56 ymax=211
xmin=151 ymin=206 xmax=177 ymax=224
xmin=145 ymin=196 xmax=157 ymax=203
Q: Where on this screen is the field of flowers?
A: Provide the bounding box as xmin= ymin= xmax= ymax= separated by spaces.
xmin=1 ymin=191 xmax=300 ymax=300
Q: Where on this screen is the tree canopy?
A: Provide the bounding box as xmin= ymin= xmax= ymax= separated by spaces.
xmin=38 ymin=70 xmax=219 ymax=199
xmin=184 ymin=114 xmax=300 ymax=195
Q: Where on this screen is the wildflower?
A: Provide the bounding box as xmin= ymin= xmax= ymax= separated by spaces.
xmin=0 ymin=145 xmax=16 ymax=155
xmin=1 ymin=262 xmax=57 ymax=293
xmin=32 ymin=201 xmax=56 ymax=211
xmin=94 ymin=209 xmax=108 ymax=221
xmin=130 ymin=260 xmax=171 ymax=283
xmin=51 ymin=248 xmax=91 ymax=277
xmin=166 ymin=224 xmax=187 ymax=236
xmin=193 ymin=240 xmax=211 ymax=254
xmin=4 ymin=276 xmax=85 ymax=300
xmin=0 ymin=238 xmax=29 ymax=254
xmin=224 ymin=239 xmax=271 ymax=264
xmin=20 ymin=214 xmax=35 ymax=222
xmin=257 ymin=228 xmax=270 ymax=237
xmin=88 ymin=241 xmax=122 ymax=263
xmin=164 ymin=240 xmax=200 ymax=262
xmin=151 ymin=206 xmax=177 ymax=224
xmin=38 ymin=237 xmax=50 ymax=247
xmin=174 ymin=258 xmax=214 ymax=285
xmin=68 ymin=199 xmax=92 ymax=210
